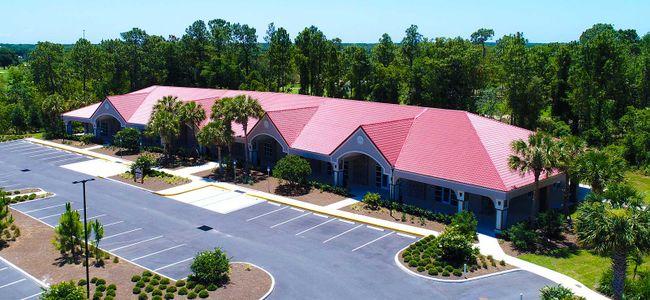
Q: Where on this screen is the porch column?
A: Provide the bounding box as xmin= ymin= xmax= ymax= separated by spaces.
xmin=494 ymin=198 xmax=508 ymax=232
xmin=456 ymin=190 xmax=467 ymax=213
xmin=332 ymin=163 xmax=341 ymax=186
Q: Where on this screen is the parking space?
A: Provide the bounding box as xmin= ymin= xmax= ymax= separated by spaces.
xmin=232 ymin=201 xmax=418 ymax=255
xmin=169 ymin=186 xmax=264 ymax=214
xmin=10 ymin=197 xmax=198 ymax=280
xmin=0 ymin=259 xmax=44 ymax=300
xmin=0 ymin=141 xmax=91 ymax=174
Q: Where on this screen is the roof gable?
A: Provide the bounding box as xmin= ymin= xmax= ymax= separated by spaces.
xmin=361 ymin=118 xmax=414 ymax=165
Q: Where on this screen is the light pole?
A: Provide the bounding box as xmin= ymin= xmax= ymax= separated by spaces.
xmin=233 ymin=160 xmax=237 ymax=182
xmin=266 ymin=166 xmax=271 ymax=192
xmin=72 ymin=178 xmax=95 ymax=299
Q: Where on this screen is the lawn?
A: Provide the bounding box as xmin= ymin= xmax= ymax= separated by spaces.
xmin=626 ymin=171 xmax=650 ymax=203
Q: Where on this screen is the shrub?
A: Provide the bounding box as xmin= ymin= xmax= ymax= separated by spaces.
xmin=198 ymin=290 xmax=209 ymax=298
xmin=437 ymin=229 xmax=476 ymax=267
xmin=362 ymin=192 xmax=382 ymax=210
xmin=105 ymin=296 xmax=114 ymax=300
xmin=132 ymin=275 xmax=142 ymax=282
xmin=79 ymin=134 xmax=94 ymax=145
xmin=193 ymin=284 xmax=205 ymax=293
xmin=131 ymin=154 xmax=157 ymax=176
xmin=106 ymin=289 xmax=116 ymax=297
xmin=165 ymin=292 xmax=175 ymax=299
xmin=113 ymin=256 xmax=119 ymax=263
xmin=113 ymin=128 xmax=141 ymax=152
xmin=166 ymin=286 xmax=177 ymax=293
xmin=153 ymin=274 xmax=161 ymax=280
xmin=442 ymin=270 xmax=450 ymax=277
xmin=145 ymin=285 xmax=154 ymax=293
xmin=153 ymin=289 xmax=163 ymax=296
xmin=29 ymin=193 xmax=36 ymax=200
xmin=428 ymin=268 xmax=438 ymax=276
xmin=152 ymin=296 xmax=162 ymax=300
xmin=93 ymin=291 xmax=103 ymax=300
xmin=40 ymin=281 xmax=85 ymax=300
xmin=96 ymin=284 xmax=106 ymax=292
xmin=417 ymin=266 xmax=425 ymax=272
xmin=186 ymin=281 xmax=196 ymax=289
xmin=540 ymin=284 xmax=580 ymax=300
xmin=96 ymin=278 xmax=106 ymax=285
xmin=175 ymin=280 xmax=186 ymax=287
xmin=504 ymin=222 xmax=539 ymax=251
xmin=189 ymin=248 xmax=230 ymax=285
xmin=187 ymin=291 xmax=197 ymax=299
xmin=450 ymin=210 xmax=478 ymax=239
xmin=272 ymin=155 xmax=312 ymax=185
xmin=159 ymin=284 xmax=168 ymax=291
xmin=178 ymin=287 xmax=189 ymax=295
xmin=536 ymin=210 xmax=565 ymax=239
xmin=136 ymin=280 xmax=145 ymax=288
xmin=160 ymin=278 xmax=170 ymax=285
xmin=453 ymin=269 xmax=462 ymax=276
xmin=500 ymin=260 xmax=506 ymax=266
xmin=207 ymin=283 xmax=217 ymax=291
xmin=133 ymin=287 xmax=141 ymax=294
xmin=150 ymin=279 xmax=159 ymax=286
xmin=143 ymin=270 xmax=153 ymax=277
xmin=108 ymin=284 xmax=116 ymax=290
xmin=143 ymin=276 xmax=151 ymax=282
xmin=78 ymin=279 xmax=87 ymax=286
xmin=90 ymin=277 xmax=98 ymax=284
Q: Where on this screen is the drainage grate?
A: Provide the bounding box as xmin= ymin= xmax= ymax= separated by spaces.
xmin=20 ymin=169 xmax=30 ymax=172
xmin=234 ymin=190 xmax=246 ymax=194
xmin=197 ymin=225 xmax=213 ymax=231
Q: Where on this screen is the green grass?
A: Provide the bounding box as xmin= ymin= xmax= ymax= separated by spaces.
xmin=626 ymin=171 xmax=650 ymax=203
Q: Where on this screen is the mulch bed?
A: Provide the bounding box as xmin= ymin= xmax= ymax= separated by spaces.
xmin=215 ymin=263 xmax=272 ymax=300
xmin=46 ymin=138 xmax=98 ymax=149
xmin=499 ymin=230 xmax=580 ymax=257
xmin=108 ymin=173 xmax=189 ymax=192
xmin=398 ymin=249 xmax=515 ymax=280
xmin=1 ymin=209 xmax=146 ymax=300
xmin=341 ymin=203 xmax=447 ymax=233
xmin=90 ymin=147 xmax=160 ymax=162
xmin=193 ymin=169 xmax=347 ymax=206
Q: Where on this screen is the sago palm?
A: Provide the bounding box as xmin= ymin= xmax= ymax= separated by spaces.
xmin=575 ymin=149 xmax=627 ymax=194
xmin=508 ymin=131 xmax=557 ymax=218
xmin=575 ymin=184 xmax=650 ymax=300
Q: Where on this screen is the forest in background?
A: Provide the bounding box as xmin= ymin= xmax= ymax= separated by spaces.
xmin=0 ymin=20 xmax=649 ymax=171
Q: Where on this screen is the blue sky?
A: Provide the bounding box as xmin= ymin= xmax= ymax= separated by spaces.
xmin=3 ymin=0 xmax=649 ymax=44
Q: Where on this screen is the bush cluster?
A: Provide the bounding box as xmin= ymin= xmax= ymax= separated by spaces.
xmin=308 ymin=181 xmax=352 ymax=197
xmin=503 ymin=210 xmax=566 ymax=252
xmin=189 ymin=248 xmax=230 ymax=285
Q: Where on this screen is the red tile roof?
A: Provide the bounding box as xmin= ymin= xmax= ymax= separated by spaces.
xmin=62 ymin=85 xmax=543 ymax=192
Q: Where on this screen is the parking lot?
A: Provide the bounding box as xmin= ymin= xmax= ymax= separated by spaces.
xmin=0 ymin=258 xmax=44 ymax=300
xmin=10 ymin=195 xmax=199 ymax=280
xmin=0 ymin=139 xmax=555 ymax=299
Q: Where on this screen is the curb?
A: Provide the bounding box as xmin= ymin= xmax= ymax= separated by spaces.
xmin=393 ymin=245 xmax=522 ymax=283
xmin=231 ymin=262 xmax=275 ymax=300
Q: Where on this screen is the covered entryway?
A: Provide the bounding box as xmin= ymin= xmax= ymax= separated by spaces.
xmin=250 ymin=134 xmax=286 ymax=169
xmin=338 ymin=152 xmax=389 ymax=198
xmin=95 ymin=115 xmax=122 ymax=143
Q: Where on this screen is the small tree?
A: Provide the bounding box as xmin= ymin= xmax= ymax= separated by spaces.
xmin=436 ymin=228 xmax=477 ymax=267
xmin=90 ymin=219 xmax=104 ymax=265
xmin=450 ymin=211 xmax=478 ymax=239
xmin=131 ymin=154 xmax=158 ymax=177
xmin=52 ymin=203 xmax=84 ymax=259
xmin=0 ymin=191 xmax=15 ymax=245
xmin=189 ymin=248 xmax=230 ymax=285
xmin=113 ymin=128 xmax=141 ymax=153
xmin=362 ymin=192 xmax=382 ymax=210
xmin=40 ymin=281 xmax=85 ymax=300
xmin=539 ymin=284 xmax=582 ymax=300
xmin=272 ymin=155 xmax=311 ymax=186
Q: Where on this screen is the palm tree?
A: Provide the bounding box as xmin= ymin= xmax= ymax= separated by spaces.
xmin=42 ymin=93 xmax=66 ymax=134
xmin=508 ymin=132 xmax=557 ymax=218
xmin=147 ymin=96 xmax=183 ymax=158
xmin=197 ymin=120 xmax=233 ymax=175
xmin=179 ymin=101 xmax=207 ymax=152
xmin=556 ymin=136 xmax=586 ymax=215
xmin=230 ymin=95 xmax=265 ymax=172
xmin=574 ymin=149 xmax=627 ymax=194
xmin=575 ymin=184 xmax=650 ymax=300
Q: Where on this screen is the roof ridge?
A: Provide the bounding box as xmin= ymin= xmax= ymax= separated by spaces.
xmin=465 ymin=111 xmax=534 ymax=134
xmin=464 ymin=112 xmax=508 ymax=190
xmin=360 ymin=116 xmax=416 ymax=127
xmin=267 ymin=105 xmax=321 ymax=113
xmin=392 ymin=108 xmax=429 ymax=166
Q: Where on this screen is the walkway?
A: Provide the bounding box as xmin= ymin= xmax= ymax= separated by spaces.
xmin=26 ymin=137 xmax=610 ymax=299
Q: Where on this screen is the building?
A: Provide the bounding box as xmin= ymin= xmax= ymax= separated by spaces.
xmin=62 ymin=85 xmax=565 ymax=232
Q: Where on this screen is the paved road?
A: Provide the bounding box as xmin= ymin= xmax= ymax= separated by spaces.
xmin=0 ymin=140 xmax=555 ymax=299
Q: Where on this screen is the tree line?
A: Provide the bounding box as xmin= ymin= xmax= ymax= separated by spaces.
xmin=0 ymin=21 xmax=649 ymax=170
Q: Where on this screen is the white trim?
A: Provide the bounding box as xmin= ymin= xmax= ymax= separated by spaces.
xmin=131 ymin=244 xmax=186 ymax=261
xmin=109 ymin=235 xmax=163 ymax=252
xmin=322 ymin=224 xmax=362 ymax=243
xmin=352 ymin=232 xmax=393 ymax=251
xmin=153 ymin=257 xmax=193 ymax=271
xmin=103 ymin=228 xmax=142 ymax=240
xmin=270 ymin=213 xmax=310 ymax=228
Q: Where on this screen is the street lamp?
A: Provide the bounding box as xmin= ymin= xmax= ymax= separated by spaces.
xmin=266 ymin=166 xmax=271 ymax=192
xmin=72 ymin=178 xmax=95 ymax=299
xmin=233 ymin=160 xmax=237 ymax=182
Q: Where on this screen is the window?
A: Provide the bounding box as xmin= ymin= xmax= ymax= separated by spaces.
xmin=434 ymin=186 xmax=443 ymax=202
xmin=382 ymin=174 xmax=388 ymax=188
xmin=433 ymin=185 xmax=456 ymax=205
xmin=99 ymin=121 xmax=108 ymax=136
xmin=263 ymin=142 xmax=272 ymax=157
xmin=375 ymin=165 xmax=382 ymax=188
xmin=326 ymin=163 xmax=332 ymax=175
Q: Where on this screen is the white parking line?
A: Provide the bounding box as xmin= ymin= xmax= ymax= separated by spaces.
xmin=0 ymin=267 xmax=7 ymax=272
xmin=246 ymin=206 xmax=288 ymax=222
xmin=351 ymin=232 xmax=393 ymax=252
xmin=295 ymin=218 xmax=336 ymax=236
xmin=396 ymin=233 xmax=417 ymax=239
xmin=266 ymin=201 xmax=281 ymax=207
xmin=366 ymin=225 xmax=385 ymax=232
xmin=48 ymin=156 xmax=86 ymax=164
xmin=109 ymin=235 xmax=164 ymax=252
xmin=39 ymin=153 xmax=74 ymax=161
xmin=38 ymin=209 xmax=80 ymax=220
xmin=21 ymin=292 xmax=43 ymax=300
xmin=28 ymin=151 xmax=61 ymax=158
xmin=131 ymin=244 xmax=186 ymax=261
xmin=338 ymin=219 xmax=354 ymax=224
xmin=21 ymin=148 xmax=53 ymax=155
xmin=87 ymin=214 xmax=107 ymax=220
xmin=2 ymin=184 xmax=21 ymax=188
xmin=289 ymin=207 xmax=304 ymax=212
xmin=23 ymin=203 xmax=66 ymax=214
xmin=0 ymin=278 xmax=26 ymax=289
xmin=323 ymin=224 xmax=362 ymax=244
xmin=8 ymin=146 xmax=36 ymax=152
xmin=313 ymin=213 xmax=329 ymax=218
xmin=154 ymin=257 xmax=193 ymax=271
xmin=103 ymin=221 xmax=124 ymax=227
xmin=103 ymin=228 xmax=142 ymax=240
xmin=270 ymin=213 xmax=311 ymax=228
